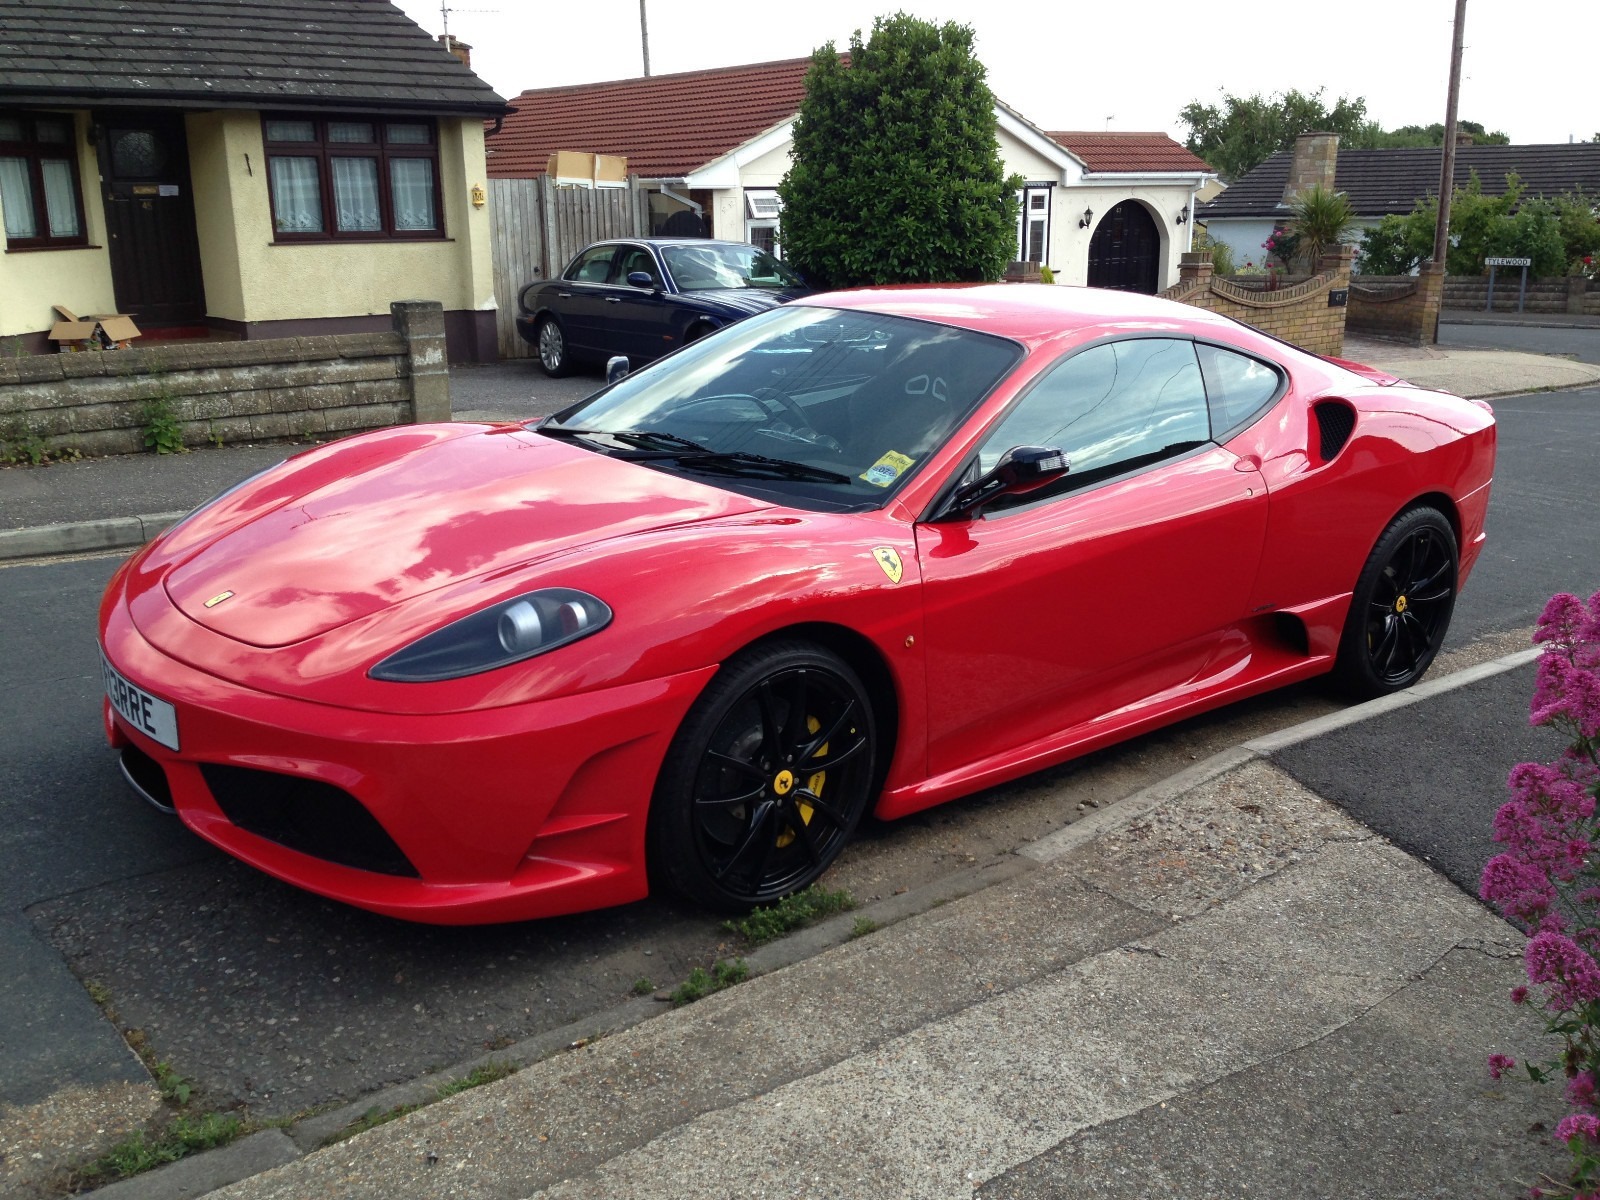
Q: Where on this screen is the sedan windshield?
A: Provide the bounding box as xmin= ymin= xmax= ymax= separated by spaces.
xmin=661 ymin=243 xmax=806 ymax=291
xmin=540 ymin=305 xmax=1022 ymax=510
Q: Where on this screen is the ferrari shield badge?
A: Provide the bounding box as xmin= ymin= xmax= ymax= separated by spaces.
xmin=872 ymin=547 xmax=904 ymax=584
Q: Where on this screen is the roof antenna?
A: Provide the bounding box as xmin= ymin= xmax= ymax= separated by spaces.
xmin=438 ymin=2 xmax=498 ymax=47
xmin=1105 ymin=115 xmax=1115 ymax=130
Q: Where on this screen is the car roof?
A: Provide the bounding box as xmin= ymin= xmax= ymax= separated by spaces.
xmin=796 ymin=284 xmax=1246 ymax=351
xmin=591 ymin=238 xmax=758 ymax=249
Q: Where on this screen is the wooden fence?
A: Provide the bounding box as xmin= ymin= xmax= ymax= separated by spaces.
xmin=488 ymin=177 xmax=652 ymax=359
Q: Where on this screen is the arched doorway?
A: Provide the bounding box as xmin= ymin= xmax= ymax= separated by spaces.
xmin=1087 ymin=201 xmax=1161 ymax=294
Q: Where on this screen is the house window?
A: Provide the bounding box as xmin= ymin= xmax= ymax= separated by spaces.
xmin=263 ymin=115 xmax=442 ymax=241
xmin=745 ymin=189 xmax=783 ymax=256
xmin=1016 ymin=184 xmax=1052 ymax=264
xmin=0 ymin=111 xmax=88 ymax=249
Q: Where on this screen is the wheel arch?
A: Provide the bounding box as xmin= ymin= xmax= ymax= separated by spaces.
xmin=1395 ymin=491 xmax=1462 ymax=550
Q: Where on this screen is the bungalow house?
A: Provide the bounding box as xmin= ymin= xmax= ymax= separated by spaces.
xmin=0 ymin=0 xmax=510 ymax=361
xmin=1200 ymin=133 xmax=1600 ymax=272
xmin=485 ymin=59 xmax=1216 ymax=294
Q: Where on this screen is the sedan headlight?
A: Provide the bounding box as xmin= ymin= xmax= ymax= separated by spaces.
xmin=369 ymin=588 xmax=612 ymax=682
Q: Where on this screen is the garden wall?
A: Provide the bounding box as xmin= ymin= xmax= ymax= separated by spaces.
xmin=1162 ymin=248 xmax=1352 ymax=357
xmin=1347 ymin=265 xmax=1444 ymax=346
xmin=1443 ymin=275 xmax=1598 ymax=316
xmin=0 ymin=301 xmax=450 ymax=459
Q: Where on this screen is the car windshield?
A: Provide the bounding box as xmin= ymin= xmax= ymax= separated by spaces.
xmin=661 ymin=243 xmax=806 ymax=291
xmin=539 ymin=305 xmax=1022 ymax=510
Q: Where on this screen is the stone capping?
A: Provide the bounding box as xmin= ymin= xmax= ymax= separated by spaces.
xmin=1350 ymin=278 xmax=1420 ymax=303
xmin=1163 ymin=271 xmax=1338 ymax=309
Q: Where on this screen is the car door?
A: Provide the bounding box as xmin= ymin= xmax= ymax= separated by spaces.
xmin=549 ymin=243 xmax=618 ymax=355
xmin=603 ymin=243 xmax=679 ymax=363
xmin=915 ymin=337 xmax=1271 ymax=778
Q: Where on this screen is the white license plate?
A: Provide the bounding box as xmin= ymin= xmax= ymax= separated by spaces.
xmin=101 ymin=648 xmax=180 ymax=751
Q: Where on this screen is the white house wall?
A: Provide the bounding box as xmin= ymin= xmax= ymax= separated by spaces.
xmin=1049 ymin=184 xmax=1199 ymax=289
xmin=1202 ymin=216 xmax=1384 ymax=273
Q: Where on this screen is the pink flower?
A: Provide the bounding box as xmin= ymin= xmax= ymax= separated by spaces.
xmin=1570 ymin=1071 xmax=1600 ymax=1110
xmin=1481 ymin=853 xmax=1560 ymax=925
xmin=1512 ymin=985 xmax=1530 ymax=1004
xmin=1489 ymin=1053 xmax=1519 ymax=1080
xmin=1526 ymin=930 xmax=1600 ymax=1008
xmin=1557 ymin=1112 xmax=1600 ymax=1144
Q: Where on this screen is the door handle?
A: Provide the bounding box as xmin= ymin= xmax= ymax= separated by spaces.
xmin=1232 ymin=454 xmax=1262 ymax=472
xmin=604 ymin=296 xmax=622 ymax=303
xmin=557 ymin=291 xmax=572 ymax=298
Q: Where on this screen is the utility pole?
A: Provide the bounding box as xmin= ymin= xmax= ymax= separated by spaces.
xmin=1432 ymin=0 xmax=1468 ymax=270
xmin=639 ymin=0 xmax=651 ymax=76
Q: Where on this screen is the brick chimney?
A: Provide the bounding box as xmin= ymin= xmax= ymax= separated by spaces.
xmin=1282 ymin=132 xmax=1339 ymax=203
xmin=1456 ymin=131 xmax=1475 ymax=147
xmin=437 ymin=33 xmax=471 ymax=68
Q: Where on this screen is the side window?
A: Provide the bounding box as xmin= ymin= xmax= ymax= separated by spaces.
xmin=1195 ymin=343 xmax=1283 ymax=436
xmin=564 ymin=245 xmax=616 ymax=283
xmin=976 ymin=338 xmax=1210 ymax=481
xmin=613 ymin=246 xmax=657 ymax=285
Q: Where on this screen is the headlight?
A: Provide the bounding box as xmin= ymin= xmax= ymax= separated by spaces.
xmin=369 ymin=588 xmax=612 ymax=682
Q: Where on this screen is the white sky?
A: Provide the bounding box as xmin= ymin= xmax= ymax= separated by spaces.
xmin=393 ymin=0 xmax=1597 ymax=148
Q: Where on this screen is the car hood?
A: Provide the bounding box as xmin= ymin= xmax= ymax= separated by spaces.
xmin=680 ymin=287 xmax=811 ymax=317
xmin=159 ymin=426 xmax=771 ymax=648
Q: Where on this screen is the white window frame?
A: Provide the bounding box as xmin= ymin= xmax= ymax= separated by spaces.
xmin=1016 ymin=183 xmax=1053 ymax=265
xmin=745 ymin=189 xmax=783 ymax=254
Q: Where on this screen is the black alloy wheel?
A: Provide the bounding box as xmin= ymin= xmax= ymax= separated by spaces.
xmin=648 ymin=641 xmax=876 ymax=911
xmin=1333 ymin=506 xmax=1458 ymax=698
xmin=536 ymin=316 xmax=572 ymax=377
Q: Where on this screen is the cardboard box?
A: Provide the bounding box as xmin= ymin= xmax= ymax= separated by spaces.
xmin=546 ymin=151 xmax=627 ymax=189
xmin=49 ymin=305 xmax=141 ymax=351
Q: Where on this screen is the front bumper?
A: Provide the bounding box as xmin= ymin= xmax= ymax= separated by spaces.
xmin=100 ymin=602 xmax=714 ymax=924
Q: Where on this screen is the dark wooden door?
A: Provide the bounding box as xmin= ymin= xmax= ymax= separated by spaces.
xmin=1087 ymin=201 xmax=1161 ymax=294
xmin=98 ymin=115 xmax=206 ymax=327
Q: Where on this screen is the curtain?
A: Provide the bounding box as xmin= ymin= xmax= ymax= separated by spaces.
xmin=41 ymin=158 xmax=79 ymax=237
xmin=331 ymin=157 xmax=381 ymax=232
xmin=268 ymin=156 xmax=323 ymax=233
xmin=0 ymin=157 xmax=37 ymax=238
xmin=389 ymin=159 xmax=435 ymax=231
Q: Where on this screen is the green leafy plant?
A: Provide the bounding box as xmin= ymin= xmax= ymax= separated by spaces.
xmin=79 ymin=1113 xmax=244 ymax=1184
xmin=1288 ymin=183 xmax=1357 ymax=271
xmin=670 ymin=958 xmax=749 ymax=1006
xmin=435 ymin=1060 xmax=516 ymax=1098
xmin=631 ymin=977 xmax=655 ymax=996
xmin=152 ymin=1060 xmax=193 ymax=1107
xmin=724 ymin=885 xmax=855 ymax=946
xmin=138 ymin=395 xmax=187 ymax=455
xmin=1038 ymin=264 xmax=1056 ymax=285
xmin=779 ymin=13 xmax=1022 ymax=288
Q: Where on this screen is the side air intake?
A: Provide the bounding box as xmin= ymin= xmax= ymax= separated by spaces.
xmin=1313 ymin=400 xmax=1356 ymax=462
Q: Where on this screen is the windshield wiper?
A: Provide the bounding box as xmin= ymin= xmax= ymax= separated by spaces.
xmin=537 ymin=424 xmax=850 ymax=485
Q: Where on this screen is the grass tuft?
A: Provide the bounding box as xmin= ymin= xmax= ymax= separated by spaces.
xmin=83 ymin=1113 xmax=244 ymax=1182
xmin=723 ymin=886 xmax=856 ymax=946
xmin=670 ymin=959 xmax=749 ymax=1006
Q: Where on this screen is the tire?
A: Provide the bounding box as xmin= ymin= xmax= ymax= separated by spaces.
xmin=1332 ymin=506 xmax=1458 ymax=699
xmin=647 ymin=640 xmax=877 ymax=912
xmin=536 ymin=316 xmax=572 ymax=377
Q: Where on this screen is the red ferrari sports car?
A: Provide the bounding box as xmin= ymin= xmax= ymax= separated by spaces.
xmin=99 ymin=285 xmax=1496 ymax=924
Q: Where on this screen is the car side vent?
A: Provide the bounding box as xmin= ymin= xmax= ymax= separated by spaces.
xmin=1313 ymin=400 xmax=1356 ymax=461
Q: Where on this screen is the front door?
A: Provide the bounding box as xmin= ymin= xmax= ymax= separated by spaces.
xmin=98 ymin=115 xmax=206 ymax=327
xmin=1087 ymin=200 xmax=1161 ymax=294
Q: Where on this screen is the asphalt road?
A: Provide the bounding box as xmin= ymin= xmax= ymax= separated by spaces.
xmin=1438 ymin=318 xmax=1600 ymax=364
xmin=2 ymin=362 xmax=1596 ymax=1130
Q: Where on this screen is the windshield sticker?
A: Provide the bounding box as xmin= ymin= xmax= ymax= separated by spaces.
xmin=860 ymin=451 xmax=914 ymax=488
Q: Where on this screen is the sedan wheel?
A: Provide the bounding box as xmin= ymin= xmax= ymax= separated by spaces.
xmin=1333 ymin=506 xmax=1458 ymax=698
xmin=537 ymin=317 xmax=572 ymax=377
xmin=648 ymin=641 xmax=876 ymax=911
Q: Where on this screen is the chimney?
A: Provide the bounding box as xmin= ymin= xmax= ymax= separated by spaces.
xmin=1456 ymin=131 xmax=1475 ymax=147
xmin=1282 ymin=132 xmax=1339 ymax=203
xmin=437 ymin=33 xmax=471 ymax=69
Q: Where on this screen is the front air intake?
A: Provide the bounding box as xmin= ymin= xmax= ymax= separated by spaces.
xmin=200 ymin=764 xmax=418 ymax=877
xmin=1313 ymin=400 xmax=1356 ymax=461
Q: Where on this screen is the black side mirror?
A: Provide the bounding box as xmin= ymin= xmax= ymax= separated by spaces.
xmin=605 ymin=356 xmax=630 ymax=385
xmin=626 ymin=270 xmax=657 ymax=289
xmin=941 ymin=446 xmax=1069 ymax=518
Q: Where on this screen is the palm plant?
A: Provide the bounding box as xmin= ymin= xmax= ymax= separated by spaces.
xmin=1289 ymin=184 xmax=1357 ymax=272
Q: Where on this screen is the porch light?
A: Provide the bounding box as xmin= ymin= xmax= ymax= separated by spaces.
xmin=1078 ymin=207 xmax=1094 ymax=229
xmin=1175 ymin=205 xmax=1189 ymax=224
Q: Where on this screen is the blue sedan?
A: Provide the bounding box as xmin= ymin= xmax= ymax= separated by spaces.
xmin=516 ymin=238 xmax=813 ymax=377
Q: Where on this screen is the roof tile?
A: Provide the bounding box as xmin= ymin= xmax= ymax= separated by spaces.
xmin=1048 ymin=132 xmax=1213 ymax=174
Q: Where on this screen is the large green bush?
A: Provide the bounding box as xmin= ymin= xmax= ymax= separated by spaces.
xmin=778 ymin=13 xmax=1021 ymax=290
xmin=1356 ymin=172 xmax=1576 ymax=277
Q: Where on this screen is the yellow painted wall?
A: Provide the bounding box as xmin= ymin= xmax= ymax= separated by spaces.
xmin=0 ymin=110 xmax=117 ymax=337
xmin=192 ymin=111 xmax=495 ymax=324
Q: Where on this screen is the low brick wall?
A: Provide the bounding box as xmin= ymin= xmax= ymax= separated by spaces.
xmin=1162 ymin=249 xmax=1352 ymax=357
xmin=1443 ymin=275 xmax=1597 ymax=315
xmin=1347 ymin=265 xmax=1444 ymax=346
xmin=0 ymin=300 xmax=450 ymax=459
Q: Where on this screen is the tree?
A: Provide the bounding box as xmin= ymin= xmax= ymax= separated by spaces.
xmin=1178 ymin=89 xmax=1372 ymax=182
xmin=1179 ymin=89 xmax=1510 ymax=181
xmin=778 ymin=13 xmax=1020 ymax=290
xmin=1357 ymin=173 xmax=1572 ymax=277
xmin=1288 ymin=184 xmax=1358 ymax=270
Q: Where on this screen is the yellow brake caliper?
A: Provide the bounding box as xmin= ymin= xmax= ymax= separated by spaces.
xmin=776 ymin=716 xmax=828 ymax=848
